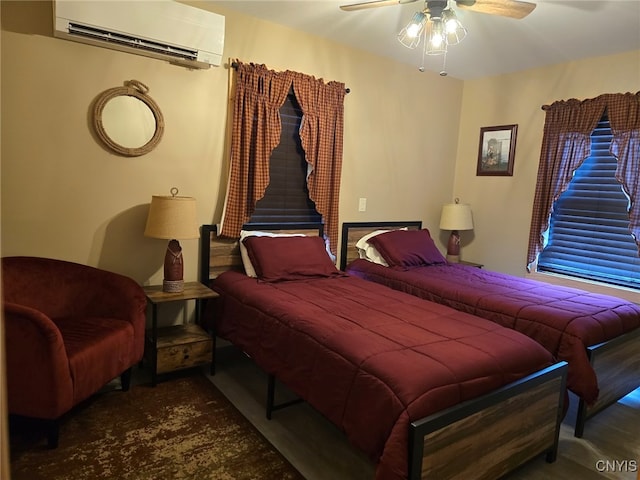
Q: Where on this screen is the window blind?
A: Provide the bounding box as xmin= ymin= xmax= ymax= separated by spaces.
xmin=248 ymin=93 xmax=322 ymax=226
xmin=537 ymin=115 xmax=640 ymax=289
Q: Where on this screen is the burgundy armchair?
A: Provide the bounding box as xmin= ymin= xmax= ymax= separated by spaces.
xmin=2 ymin=256 xmax=147 ymax=448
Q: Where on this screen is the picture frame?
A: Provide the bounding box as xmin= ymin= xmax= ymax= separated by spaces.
xmin=476 ymin=124 xmax=518 ymax=176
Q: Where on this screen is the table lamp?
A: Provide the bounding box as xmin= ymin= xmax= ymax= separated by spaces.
xmin=144 ymin=187 xmax=198 ymax=293
xmin=439 ymin=198 xmax=473 ymax=263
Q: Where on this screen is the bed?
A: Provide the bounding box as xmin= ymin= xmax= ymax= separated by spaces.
xmin=340 ymin=221 xmax=640 ymax=438
xmin=199 ymin=223 xmax=567 ymax=480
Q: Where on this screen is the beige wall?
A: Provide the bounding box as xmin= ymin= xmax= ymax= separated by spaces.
xmin=453 ymin=50 xmax=640 ymax=282
xmin=1 ymin=1 xmax=462 ymax=290
xmin=1 ymin=2 xmax=639 ymax=299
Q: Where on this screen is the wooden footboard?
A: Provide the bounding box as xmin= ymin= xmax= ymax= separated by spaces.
xmin=576 ymin=328 xmax=640 ymax=437
xmin=409 ymin=362 xmax=568 ymax=480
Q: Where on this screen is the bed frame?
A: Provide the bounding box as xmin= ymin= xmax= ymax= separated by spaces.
xmin=200 ymin=223 xmax=568 ymax=479
xmin=340 ymin=220 xmax=640 ymax=438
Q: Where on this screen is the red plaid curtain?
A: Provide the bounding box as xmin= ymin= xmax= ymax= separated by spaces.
xmin=293 ymin=72 xmax=346 ymax=254
xmin=611 ymin=92 xmax=640 ymax=248
xmin=220 ymin=62 xmax=346 ymax=254
xmin=527 ymin=92 xmax=640 ymax=269
xmin=219 ymin=62 xmax=293 ymax=239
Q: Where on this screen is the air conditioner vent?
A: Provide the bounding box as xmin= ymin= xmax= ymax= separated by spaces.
xmin=68 ymin=23 xmax=198 ymax=61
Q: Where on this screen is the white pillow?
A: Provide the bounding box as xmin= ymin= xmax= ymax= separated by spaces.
xmin=239 ymin=230 xmax=305 ymax=277
xmin=355 ymin=228 xmax=408 ymax=266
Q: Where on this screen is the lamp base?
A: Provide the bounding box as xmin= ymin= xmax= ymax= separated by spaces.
xmin=163 ymin=279 xmax=184 ymax=293
xmin=162 ymin=239 xmax=184 ymax=293
xmin=446 ymin=230 xmax=461 ymax=263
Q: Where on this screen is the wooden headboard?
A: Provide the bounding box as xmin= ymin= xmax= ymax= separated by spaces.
xmin=339 ymin=221 xmax=422 ymax=270
xmin=199 ymin=223 xmax=324 ymax=285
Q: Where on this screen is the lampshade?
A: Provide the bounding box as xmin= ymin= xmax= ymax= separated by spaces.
xmin=425 ymin=17 xmax=447 ymax=56
xmin=144 ymin=191 xmax=199 ymax=240
xmin=442 ymin=8 xmax=467 ymax=45
xmin=398 ymin=11 xmax=427 ymax=49
xmin=439 ymin=202 xmax=473 ymax=231
xmin=145 ymin=188 xmax=198 ymax=293
xmin=439 ymin=199 xmax=473 ymax=263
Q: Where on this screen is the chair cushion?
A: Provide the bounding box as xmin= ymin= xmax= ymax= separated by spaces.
xmin=55 ymin=317 xmax=135 ymax=405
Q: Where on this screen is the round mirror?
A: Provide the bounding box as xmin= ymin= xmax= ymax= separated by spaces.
xmin=93 ymin=80 xmax=164 ymax=157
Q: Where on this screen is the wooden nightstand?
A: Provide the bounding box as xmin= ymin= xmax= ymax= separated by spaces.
xmin=143 ymin=281 xmax=219 ymax=386
xmin=459 ymin=260 xmax=483 ymax=268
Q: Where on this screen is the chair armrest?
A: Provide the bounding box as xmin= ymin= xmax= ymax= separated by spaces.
xmin=3 ymin=302 xmax=74 ymax=419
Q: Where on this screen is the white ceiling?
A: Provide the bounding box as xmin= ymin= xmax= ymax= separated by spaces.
xmin=209 ymin=0 xmax=640 ymax=80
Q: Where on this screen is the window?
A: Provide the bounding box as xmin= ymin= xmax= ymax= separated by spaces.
xmin=537 ymin=114 xmax=640 ymax=289
xmin=220 ymin=61 xmax=345 ymax=250
xmin=247 ymin=92 xmax=321 ymax=227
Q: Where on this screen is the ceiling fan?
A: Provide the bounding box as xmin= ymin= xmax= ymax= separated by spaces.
xmin=339 ymin=0 xmax=536 ymax=20
xmin=341 ymin=0 xmax=536 ymax=75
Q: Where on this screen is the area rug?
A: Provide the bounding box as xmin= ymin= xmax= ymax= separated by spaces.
xmin=9 ymin=373 xmax=305 ymax=480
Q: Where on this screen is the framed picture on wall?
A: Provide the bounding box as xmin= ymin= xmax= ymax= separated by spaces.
xmin=476 ymin=124 xmax=518 ymax=176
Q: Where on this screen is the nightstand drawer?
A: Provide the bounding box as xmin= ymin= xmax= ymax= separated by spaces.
xmin=153 ymin=324 xmax=212 ymax=374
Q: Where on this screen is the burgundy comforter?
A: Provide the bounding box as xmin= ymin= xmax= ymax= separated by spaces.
xmin=346 ymin=258 xmax=640 ymax=405
xmin=210 ymin=271 xmax=554 ymax=480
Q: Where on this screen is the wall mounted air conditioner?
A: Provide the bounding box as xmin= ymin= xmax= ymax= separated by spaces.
xmin=53 ymin=0 xmax=225 ymax=69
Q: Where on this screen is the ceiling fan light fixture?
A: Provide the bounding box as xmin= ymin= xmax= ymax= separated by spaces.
xmin=398 ymin=11 xmax=427 ymax=49
xmin=442 ymin=7 xmax=467 ymax=45
xmin=344 ymin=0 xmax=537 ymax=71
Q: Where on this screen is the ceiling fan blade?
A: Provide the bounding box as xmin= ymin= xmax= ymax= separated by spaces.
xmin=340 ymin=0 xmax=419 ymax=12
xmin=456 ymin=0 xmax=536 ymax=19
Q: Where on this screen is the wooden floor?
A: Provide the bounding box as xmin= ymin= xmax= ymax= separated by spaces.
xmin=207 ymin=344 xmax=640 ymax=480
